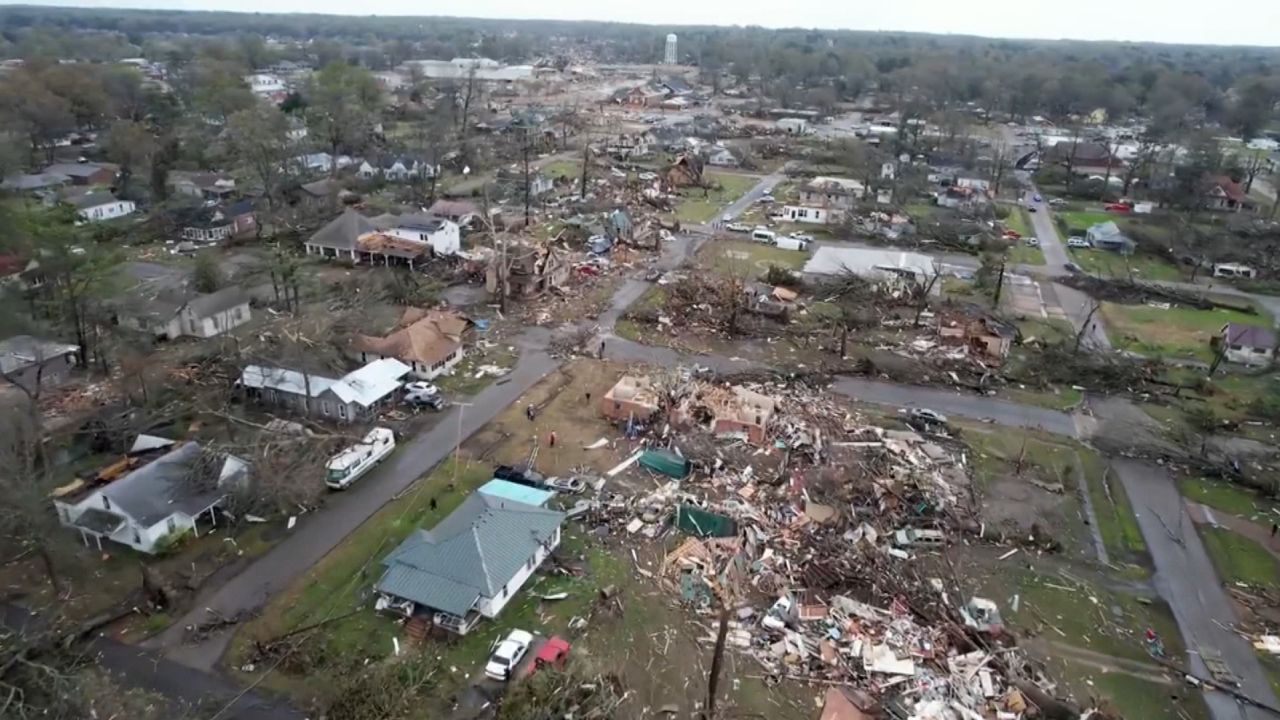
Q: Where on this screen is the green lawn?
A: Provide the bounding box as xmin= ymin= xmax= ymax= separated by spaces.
xmin=1057 ymin=210 xmax=1114 ymax=233
xmin=703 ymin=239 xmax=807 ymax=274
xmin=541 ymin=159 xmax=580 ymax=180
xmin=905 ymin=201 xmax=935 ymax=222
xmin=671 ymin=172 xmax=758 ymax=224
xmin=435 ymin=344 xmax=519 ymax=397
xmin=1007 ymin=241 xmax=1046 ymax=265
xmin=1102 ymin=302 xmax=1271 ymax=363
xmin=1004 ymin=206 xmax=1031 ymax=236
xmin=1200 ymin=526 xmax=1280 ymax=589
xmin=1182 ymin=477 xmax=1280 ymax=521
xmin=1068 ymin=248 xmax=1184 ymax=281
xmin=1078 ymin=450 xmax=1148 ymax=561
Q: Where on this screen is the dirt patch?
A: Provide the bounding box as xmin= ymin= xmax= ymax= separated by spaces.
xmin=983 ymin=474 xmax=1074 ymax=536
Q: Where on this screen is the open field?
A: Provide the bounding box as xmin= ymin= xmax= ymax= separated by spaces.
xmin=1067 ymin=248 xmax=1184 ymax=281
xmin=1058 ymin=210 xmax=1114 ymax=232
xmin=1007 ymin=242 xmax=1045 ymax=265
xmin=1182 ymin=476 xmax=1280 ymax=521
xmin=702 ymin=238 xmax=808 ymax=274
xmin=1200 ymin=526 xmax=1280 ymax=589
xmin=1102 ymin=302 xmax=1271 ymax=363
xmin=670 ymin=172 xmax=758 ymax=224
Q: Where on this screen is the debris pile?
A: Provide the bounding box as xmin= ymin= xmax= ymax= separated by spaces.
xmin=583 ymin=373 xmax=1094 ymax=719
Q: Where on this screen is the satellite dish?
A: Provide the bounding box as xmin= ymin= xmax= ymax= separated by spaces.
xmin=462 ymin=165 xmax=471 ymax=176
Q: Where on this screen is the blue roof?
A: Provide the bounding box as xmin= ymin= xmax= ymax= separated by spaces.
xmin=478 ymin=479 xmax=554 ymax=507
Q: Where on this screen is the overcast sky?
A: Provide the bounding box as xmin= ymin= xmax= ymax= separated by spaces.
xmin=19 ymin=0 xmax=1280 ymax=47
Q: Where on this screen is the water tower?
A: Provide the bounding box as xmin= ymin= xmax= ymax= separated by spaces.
xmin=664 ymin=33 xmax=678 ymax=65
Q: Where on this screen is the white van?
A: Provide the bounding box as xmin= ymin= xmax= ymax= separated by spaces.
xmin=325 ymin=427 xmax=396 ymax=490
xmin=750 ymin=227 xmax=776 ymax=244
xmin=774 ymin=236 xmax=810 ymax=252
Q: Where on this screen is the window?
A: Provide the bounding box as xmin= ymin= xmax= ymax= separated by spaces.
xmin=102 ymin=496 xmax=111 ymax=510
xmin=321 ymin=401 xmax=331 ymax=416
xmin=338 ymin=404 xmax=348 ymax=419
xmin=501 ymin=585 xmax=507 ymax=599
xmin=133 ymin=529 xmax=141 ymax=544
xmin=166 ymin=517 xmax=177 ymax=533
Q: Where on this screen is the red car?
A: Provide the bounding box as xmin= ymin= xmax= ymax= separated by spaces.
xmin=525 ymin=636 xmax=571 ymax=677
xmin=1104 ymin=202 xmax=1132 ymax=213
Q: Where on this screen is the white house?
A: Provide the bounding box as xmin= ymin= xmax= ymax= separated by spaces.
xmin=777 ymin=118 xmax=810 ymax=135
xmin=358 ymin=157 xmax=425 ymax=182
xmin=803 ymin=246 xmax=937 ymax=288
xmin=244 ymin=73 xmax=286 ymax=97
xmin=53 ymin=439 xmax=248 ymax=554
xmin=1217 ymin=323 xmax=1276 ymax=367
xmin=954 ymin=175 xmax=992 ymax=193
xmin=880 ymin=161 xmax=896 ymax=180
xmin=782 ymin=205 xmax=842 ymax=225
xmin=68 ymin=192 xmax=136 ymax=223
xmin=238 ymin=358 xmax=411 ymax=423
xmin=374 ymin=493 xmax=565 ymax=634
xmin=118 ymin=286 xmax=252 ymax=341
xmin=381 ymin=215 xmax=462 ymax=257
xmin=707 ymin=146 xmax=738 ymax=167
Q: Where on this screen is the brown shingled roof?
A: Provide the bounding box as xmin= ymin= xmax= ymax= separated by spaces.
xmin=354 ymin=309 xmax=470 ymax=368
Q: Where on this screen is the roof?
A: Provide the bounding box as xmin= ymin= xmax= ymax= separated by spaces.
xmin=44 ymin=162 xmax=116 ymax=179
xmin=0 ymin=335 xmax=79 ymax=374
xmin=478 ymin=479 xmax=555 ymax=507
xmin=1223 ymin=323 xmax=1276 ymax=349
xmin=239 ymin=358 xmax=411 ymax=408
xmin=376 ymin=493 xmax=564 ymax=616
xmin=83 ymin=442 xmax=246 ymax=527
xmin=428 ymin=199 xmax=479 ymax=218
xmin=65 ymin=191 xmax=122 ymax=210
xmin=1 ymin=172 xmax=71 ymax=191
xmin=381 ymin=213 xmax=453 ymax=234
xmin=1087 ymin=221 xmax=1124 ymax=238
xmin=803 ymin=246 xmax=935 ymax=278
xmin=1209 ymin=175 xmax=1249 ymax=204
xmin=187 ymin=286 xmax=250 ymax=318
xmin=354 ymin=309 xmax=468 ymax=368
xmin=307 ymin=209 xmax=378 ymax=251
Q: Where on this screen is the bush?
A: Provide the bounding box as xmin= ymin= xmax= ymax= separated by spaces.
xmin=763 ymin=264 xmax=801 ymax=287
xmin=993 ymin=205 xmax=1011 ymax=220
xmin=1251 ymin=391 xmax=1280 ymax=422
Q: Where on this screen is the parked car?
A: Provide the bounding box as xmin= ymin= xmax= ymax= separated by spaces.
xmin=405 ymin=381 xmax=440 ymax=396
xmin=724 ymin=222 xmax=751 ymax=233
xmin=893 ymin=528 xmax=947 ymax=548
xmin=750 ymin=227 xmax=776 ymax=244
xmin=485 ymin=630 xmax=534 ymax=681
xmin=544 ymin=476 xmax=586 ymax=494
xmin=1032 ymin=193 xmax=1042 ymax=203
xmin=528 ymin=636 xmax=571 ymax=677
xmin=790 ymin=233 xmax=814 ymax=243
xmin=1049 ymin=198 xmax=1067 ymax=207
xmin=1026 ymin=206 xmax=1037 ymax=213
xmin=494 ymin=464 xmax=545 ymax=488
xmin=775 ymin=236 xmax=810 ymax=251
xmin=907 ymin=408 xmax=948 ymax=425
xmin=1024 ymin=237 xmax=1040 ymax=247
xmin=1066 ymin=236 xmax=1090 ymax=248
xmin=406 ymin=393 xmax=445 ymax=410
xmin=1104 ymin=202 xmax=1132 ymax=213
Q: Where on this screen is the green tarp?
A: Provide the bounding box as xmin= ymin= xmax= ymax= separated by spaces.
xmin=675 ymin=504 xmax=737 ymax=538
xmin=639 ymin=449 xmax=690 ymax=479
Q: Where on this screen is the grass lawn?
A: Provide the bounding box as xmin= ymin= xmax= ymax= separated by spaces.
xmin=435 ymin=343 xmax=519 ymax=397
xmin=1200 ymin=526 xmax=1280 ymax=589
xmin=1004 ymin=206 xmax=1031 ymax=236
xmin=540 ymin=159 xmax=580 ymax=180
xmin=702 ymin=239 xmax=807 ymax=274
xmin=671 ymin=172 xmax=758 ymax=224
xmin=1058 ymin=210 xmax=1114 ymax=232
xmin=1014 ymin=317 xmax=1077 ymax=345
xmin=905 ymin=201 xmax=935 ymax=221
xmin=1068 ymin=248 xmax=1184 ymax=281
xmin=1078 ymin=450 xmax=1148 ymax=562
xmin=1182 ymin=477 xmax=1280 ymax=522
xmin=1007 ymin=241 xmax=1046 ymax=265
xmin=1102 ymin=302 xmax=1271 ymax=363
xmin=1000 ymin=385 xmax=1083 ymax=411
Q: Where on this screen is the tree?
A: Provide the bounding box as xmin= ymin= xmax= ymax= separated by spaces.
xmin=192 ymin=252 xmax=223 ymax=293
xmin=104 ymin=120 xmax=157 ymax=197
xmin=0 ymin=70 xmax=76 ymax=165
xmin=224 ymin=105 xmax=291 ymax=210
xmin=306 ymin=62 xmax=381 ymax=179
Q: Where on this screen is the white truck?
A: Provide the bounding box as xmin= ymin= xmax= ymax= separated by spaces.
xmin=325 ymin=427 xmax=395 ymax=490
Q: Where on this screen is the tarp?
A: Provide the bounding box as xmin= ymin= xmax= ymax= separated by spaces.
xmin=639 ymin=449 xmax=690 ymax=479
xmin=676 ymin=504 xmax=737 ymax=538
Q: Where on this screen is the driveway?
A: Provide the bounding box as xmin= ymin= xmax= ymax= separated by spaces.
xmin=716 ymin=172 xmax=785 ymax=223
xmin=1111 ymin=460 xmax=1280 ymax=720
xmin=1024 ymin=186 xmax=1113 ymax=351
xmin=151 ymin=334 xmax=560 ymax=670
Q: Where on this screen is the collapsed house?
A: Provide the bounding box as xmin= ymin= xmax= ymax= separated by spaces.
xmin=664 ymin=153 xmax=704 ymax=189
xmin=601 ymin=374 xmax=662 ymax=423
xmin=672 ymin=383 xmax=776 ymax=446
xmin=936 ymin=309 xmax=1018 ymax=366
xmin=485 ymin=242 xmax=569 ymax=299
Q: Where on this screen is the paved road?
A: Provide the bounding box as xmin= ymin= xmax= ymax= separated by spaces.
xmin=1023 ymin=186 xmax=1114 ymax=351
xmin=151 ymin=333 xmax=560 ymax=670
xmin=1 ymin=604 xmax=303 ymax=720
xmin=717 ymin=172 xmax=786 ymax=223
xmin=1111 ymin=460 xmax=1280 ymax=720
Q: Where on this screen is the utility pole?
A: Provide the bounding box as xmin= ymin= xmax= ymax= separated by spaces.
xmin=522 ymin=134 xmax=532 ymax=228
xmin=992 ymin=261 xmax=1006 ymax=308
xmin=579 ymin=145 xmax=590 ymax=200
xmin=451 ymin=401 xmax=474 ymax=488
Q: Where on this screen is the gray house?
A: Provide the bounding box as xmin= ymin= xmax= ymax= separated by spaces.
xmin=0 ymin=335 xmax=80 ymax=393
xmin=238 ymin=358 xmax=410 ymax=423
xmin=374 ymin=493 xmax=564 ymax=635
xmin=1085 ymin=221 xmax=1135 ymax=254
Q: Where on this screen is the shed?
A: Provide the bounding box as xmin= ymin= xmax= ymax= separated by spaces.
xmin=478 ymin=479 xmax=555 ymax=507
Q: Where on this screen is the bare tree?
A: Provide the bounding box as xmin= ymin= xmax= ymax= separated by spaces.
xmin=1074 ymin=299 xmax=1102 ymax=353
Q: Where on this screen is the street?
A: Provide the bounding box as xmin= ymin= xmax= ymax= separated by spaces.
xmin=1111 ymin=460 xmax=1280 ymax=720
xmin=1023 ymin=187 xmax=1114 ymax=351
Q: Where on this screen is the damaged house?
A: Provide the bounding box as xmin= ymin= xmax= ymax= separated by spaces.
xmin=673 ymin=384 xmax=776 ymax=446
xmin=353 ymin=308 xmax=471 ymax=380
xmin=374 ymin=492 xmax=565 ymax=635
xmin=664 ymin=153 xmax=705 ymax=189
xmin=52 ymin=439 xmax=248 ymax=554
xmin=115 ymin=286 xmax=252 ymax=341
xmin=305 ymin=209 xmax=461 ymax=265
xmin=937 ymin=310 xmax=1017 ymax=365
xmin=601 ymin=374 xmax=662 ymax=423
xmin=486 ymin=242 xmax=569 ymax=299
xmin=237 ymin=358 xmax=410 ymax=423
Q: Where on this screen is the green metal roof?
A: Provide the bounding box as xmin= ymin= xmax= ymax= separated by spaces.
xmin=375 ymin=493 xmax=564 ymax=616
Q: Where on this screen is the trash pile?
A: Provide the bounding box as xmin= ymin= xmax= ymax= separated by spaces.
xmin=583 ymin=372 xmax=1089 ymax=719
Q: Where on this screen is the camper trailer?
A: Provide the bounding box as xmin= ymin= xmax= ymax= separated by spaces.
xmin=325 ymin=427 xmax=396 ymax=489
